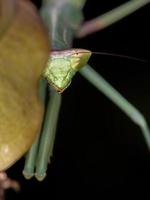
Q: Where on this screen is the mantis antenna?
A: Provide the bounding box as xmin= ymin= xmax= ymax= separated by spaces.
xmin=82 ymin=51 xmax=147 ymax=63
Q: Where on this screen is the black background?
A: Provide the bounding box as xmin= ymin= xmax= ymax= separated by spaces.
xmin=6 ymin=0 xmax=150 ymax=199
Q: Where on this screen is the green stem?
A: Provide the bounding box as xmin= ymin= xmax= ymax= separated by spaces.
xmin=77 ymin=0 xmax=150 ymax=37
xmin=80 ymin=65 xmax=150 ymax=149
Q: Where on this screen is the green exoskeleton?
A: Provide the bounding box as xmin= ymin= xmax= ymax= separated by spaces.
xmin=43 ymin=49 xmax=91 ymax=92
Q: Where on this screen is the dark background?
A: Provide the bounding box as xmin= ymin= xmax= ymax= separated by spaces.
xmin=7 ymin=0 xmax=150 ymax=199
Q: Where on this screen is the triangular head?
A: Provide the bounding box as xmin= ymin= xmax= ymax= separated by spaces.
xmin=43 ymin=49 xmax=92 ymax=93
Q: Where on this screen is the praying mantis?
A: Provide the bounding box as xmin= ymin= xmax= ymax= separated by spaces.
xmin=21 ymin=0 xmax=150 ymax=181
xmin=1 ymin=0 xmax=149 ymax=184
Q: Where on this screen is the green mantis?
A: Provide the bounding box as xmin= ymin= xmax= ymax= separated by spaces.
xmin=0 ymin=0 xmax=149 ymax=193
xmin=21 ymin=0 xmax=150 ymax=181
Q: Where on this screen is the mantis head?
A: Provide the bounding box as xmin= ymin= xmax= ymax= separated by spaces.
xmin=43 ymin=49 xmax=92 ymax=93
